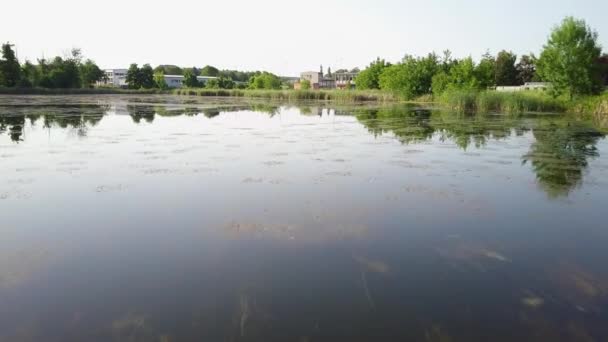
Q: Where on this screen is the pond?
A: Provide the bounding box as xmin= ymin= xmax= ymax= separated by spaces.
xmin=1 ymin=95 xmax=608 ymax=341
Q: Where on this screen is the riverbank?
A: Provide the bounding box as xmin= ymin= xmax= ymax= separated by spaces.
xmin=2 ymin=87 xmax=607 ymax=118
xmin=172 ymin=88 xmax=401 ymax=102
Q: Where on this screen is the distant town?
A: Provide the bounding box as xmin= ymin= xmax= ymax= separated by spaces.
xmin=98 ymin=65 xmax=361 ymax=90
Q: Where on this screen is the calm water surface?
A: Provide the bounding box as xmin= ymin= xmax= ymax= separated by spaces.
xmin=1 ymin=95 xmax=608 ymax=341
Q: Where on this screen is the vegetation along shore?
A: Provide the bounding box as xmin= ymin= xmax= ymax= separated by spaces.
xmin=1 ymin=17 xmax=607 ymax=115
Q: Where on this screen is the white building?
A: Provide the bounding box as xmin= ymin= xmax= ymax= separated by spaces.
xmin=496 ymin=82 xmax=551 ymax=92
xmin=163 ymin=75 xmax=218 ymax=88
xmin=98 ymin=69 xmax=128 ymax=88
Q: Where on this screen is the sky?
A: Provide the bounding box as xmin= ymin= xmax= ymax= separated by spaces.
xmin=2 ymin=0 xmax=607 ymax=76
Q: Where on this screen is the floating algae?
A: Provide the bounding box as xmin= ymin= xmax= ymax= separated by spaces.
xmin=353 ymin=255 xmax=391 ymax=310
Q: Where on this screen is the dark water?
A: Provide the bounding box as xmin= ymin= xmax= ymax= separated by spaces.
xmin=1 ymin=95 xmax=608 ymax=342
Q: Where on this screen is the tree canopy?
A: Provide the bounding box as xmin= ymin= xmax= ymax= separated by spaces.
xmin=537 ymin=16 xmax=603 ymax=97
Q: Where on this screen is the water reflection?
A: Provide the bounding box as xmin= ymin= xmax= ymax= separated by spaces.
xmin=1 ymin=96 xmax=608 ymax=341
xmin=523 ymin=122 xmax=603 ymax=197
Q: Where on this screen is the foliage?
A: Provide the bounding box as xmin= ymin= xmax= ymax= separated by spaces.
xmin=154 ymin=65 xmax=183 ymax=75
xmin=495 ymin=50 xmax=518 ymax=86
xmin=204 ymin=78 xmax=219 ymax=89
xmin=378 ymin=54 xmax=439 ymax=99
xmin=300 ymin=79 xmax=311 ymax=90
xmin=79 ymin=59 xmax=105 ymax=88
xmin=475 ymin=51 xmax=496 ymax=89
xmin=248 ymin=72 xmax=281 ymax=89
xmin=153 ymin=71 xmax=168 ymax=89
xmin=0 ymin=43 xmax=21 ymax=87
xmin=516 ymin=54 xmax=538 ymax=84
xmin=537 ymin=17 xmax=603 ymax=98
xmin=356 ymin=58 xmax=391 ymax=90
xmin=445 ymin=57 xmax=479 ymax=91
xmin=126 ymin=63 xmax=155 ymax=89
xmin=199 ymin=65 xmax=220 ymax=77
xmin=183 ymin=69 xmax=200 ymax=88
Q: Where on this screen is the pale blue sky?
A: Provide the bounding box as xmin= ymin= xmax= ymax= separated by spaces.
xmin=1 ymin=0 xmax=606 ymax=76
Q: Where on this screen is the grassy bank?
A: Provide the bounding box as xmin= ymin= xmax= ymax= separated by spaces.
xmin=437 ymin=89 xmax=569 ymax=114
xmin=173 ymin=88 xmax=401 ymax=102
xmin=0 ymin=87 xmax=164 ymax=95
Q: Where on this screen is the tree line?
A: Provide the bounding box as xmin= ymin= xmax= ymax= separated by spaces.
xmin=356 ymin=17 xmax=608 ymax=99
xmin=0 ymin=45 xmax=105 ymax=88
xmin=0 ymin=44 xmax=285 ymax=91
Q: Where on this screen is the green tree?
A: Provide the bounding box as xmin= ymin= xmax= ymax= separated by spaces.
xmin=446 ymin=57 xmax=479 ymax=90
xmin=516 ymin=54 xmax=538 ymax=84
xmin=154 ymin=65 xmax=182 ymax=75
xmin=378 ymin=53 xmax=439 ymax=99
xmin=0 ymin=42 xmax=22 ymax=87
xmin=537 ymin=17 xmax=603 ymax=98
xmin=356 ymin=58 xmax=390 ymax=90
xmin=431 ymin=71 xmax=450 ymax=95
xmin=205 ymin=78 xmax=219 ymax=89
xmin=248 ymin=72 xmax=281 ymax=89
xmin=300 ymin=79 xmax=311 ymax=90
xmin=126 ymin=63 xmax=141 ymax=89
xmin=200 ymin=65 xmax=220 ymax=77
xmin=475 ymin=51 xmax=496 ymax=89
xmin=79 ymin=59 xmax=105 ymax=88
xmin=495 ymin=50 xmax=518 ymax=86
xmin=183 ymin=69 xmax=200 ymax=88
xmin=139 ymin=64 xmax=155 ymax=89
xmin=154 ymin=70 xmax=168 ymax=89
xmin=19 ymin=61 xmax=39 ymax=87
xmin=218 ymin=76 xmax=235 ymax=89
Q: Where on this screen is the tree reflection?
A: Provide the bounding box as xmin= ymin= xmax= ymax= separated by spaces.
xmin=522 ymin=122 xmax=604 ymax=197
xmin=353 ymin=105 xmax=604 ymax=197
xmin=127 ymin=105 xmax=156 ymax=123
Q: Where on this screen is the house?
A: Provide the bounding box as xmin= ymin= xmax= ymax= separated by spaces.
xmin=162 ymin=75 xmax=218 ymax=88
xmin=496 ymin=82 xmax=551 ymax=92
xmin=294 ymin=66 xmax=359 ymax=90
xmin=98 ymin=69 xmax=128 ymax=88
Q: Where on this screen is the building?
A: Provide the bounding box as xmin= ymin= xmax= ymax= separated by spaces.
xmin=496 ymin=82 xmax=551 ymax=92
xmin=294 ymin=66 xmax=358 ymax=90
xmin=98 ymin=69 xmax=128 ymax=88
xmin=162 ymin=75 xmax=219 ymax=88
xmin=334 ymin=71 xmax=358 ymax=89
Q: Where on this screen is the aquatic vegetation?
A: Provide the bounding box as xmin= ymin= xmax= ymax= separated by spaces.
xmin=111 ymin=312 xmax=155 ymax=342
xmin=353 ymin=255 xmax=391 ymax=310
xmin=0 ymin=247 xmax=52 ymax=288
xmin=231 ymin=288 xmax=275 ymax=340
xmin=425 ymin=325 xmax=453 ymax=342
xmin=522 ymin=296 xmax=545 ymax=308
xmin=435 ymin=239 xmax=510 ymax=271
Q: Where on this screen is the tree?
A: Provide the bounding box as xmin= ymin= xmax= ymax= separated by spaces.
xmin=537 ymin=17 xmax=603 ymax=98
xmin=139 ymin=64 xmax=155 ymax=89
xmin=154 ymin=71 xmax=168 ymax=89
xmin=495 ymin=50 xmax=518 ymax=86
xmin=475 ymin=51 xmax=496 ymax=89
xmin=300 ymin=79 xmax=311 ymax=90
xmin=218 ymin=76 xmax=235 ymax=89
xmin=378 ymin=53 xmax=439 ymax=99
xmin=79 ymin=59 xmax=105 ymax=88
xmin=356 ymin=58 xmax=390 ymax=90
xmin=0 ymin=42 xmax=22 ymax=87
xmin=183 ymin=69 xmax=200 ymax=88
xmin=248 ymin=72 xmax=281 ymax=89
xmin=446 ymin=57 xmax=479 ymax=90
xmin=205 ymin=78 xmax=220 ymax=89
xmin=126 ymin=64 xmax=141 ymax=89
xmin=200 ymin=65 xmax=220 ymax=77
xmin=154 ymin=64 xmax=182 ymax=75
xmin=516 ymin=54 xmax=538 ymax=84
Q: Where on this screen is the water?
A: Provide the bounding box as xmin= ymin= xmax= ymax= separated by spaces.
xmin=1 ymin=95 xmax=608 ymax=341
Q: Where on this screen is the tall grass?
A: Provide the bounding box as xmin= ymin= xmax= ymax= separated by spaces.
xmin=173 ymin=88 xmax=401 ymax=102
xmin=439 ymin=89 xmax=567 ymax=114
